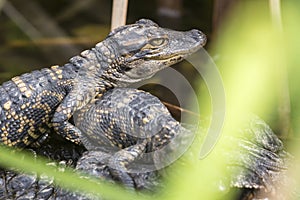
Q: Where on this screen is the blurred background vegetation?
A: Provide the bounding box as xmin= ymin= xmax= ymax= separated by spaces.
xmin=1 ymin=0 xmax=300 ymax=199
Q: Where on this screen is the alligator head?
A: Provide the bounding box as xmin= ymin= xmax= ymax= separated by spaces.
xmin=100 ymin=19 xmax=206 ymax=85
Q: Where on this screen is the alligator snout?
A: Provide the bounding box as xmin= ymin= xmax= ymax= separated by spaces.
xmin=189 ymin=29 xmax=207 ymax=46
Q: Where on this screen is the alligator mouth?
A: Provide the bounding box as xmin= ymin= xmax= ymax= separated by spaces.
xmin=148 ymin=40 xmax=205 ymax=61
xmin=150 ymin=49 xmax=200 ymax=61
xmin=148 ymin=54 xmax=182 ymax=61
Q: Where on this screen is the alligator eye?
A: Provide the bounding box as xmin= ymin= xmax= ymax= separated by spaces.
xmin=149 ymin=38 xmax=167 ymax=46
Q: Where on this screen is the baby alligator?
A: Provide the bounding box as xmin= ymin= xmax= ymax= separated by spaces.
xmin=74 ymin=88 xmax=290 ymax=195
xmin=0 ymin=19 xmax=206 ymax=147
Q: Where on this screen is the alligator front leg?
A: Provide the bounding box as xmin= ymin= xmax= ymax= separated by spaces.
xmin=51 ymin=85 xmax=98 ymax=144
xmin=108 ymin=141 xmax=147 ymax=187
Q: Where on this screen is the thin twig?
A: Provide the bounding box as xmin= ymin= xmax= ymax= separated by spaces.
xmin=269 ymin=0 xmax=283 ymax=31
xmin=162 ymin=101 xmax=200 ymax=118
xmin=269 ymin=0 xmax=291 ymax=138
xmin=3 ymin=1 xmax=80 ymax=61
xmin=3 ymin=1 xmax=42 ymax=39
xmin=111 ymin=0 xmax=128 ymax=30
xmin=8 ymin=37 xmax=101 ymax=47
xmin=0 ymin=0 xmax=6 ymax=12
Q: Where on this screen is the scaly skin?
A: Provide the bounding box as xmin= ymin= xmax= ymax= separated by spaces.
xmin=0 ymin=88 xmax=291 ymax=199
xmin=74 ymin=88 xmax=192 ymax=186
xmin=0 ymin=150 xmax=160 ymax=200
xmin=0 ymin=19 xmax=206 ymax=147
xmin=74 ymin=88 xmax=185 ymax=151
xmin=74 ymin=88 xmax=290 ymax=192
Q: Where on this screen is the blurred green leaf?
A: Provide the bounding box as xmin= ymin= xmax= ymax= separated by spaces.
xmin=1 ymin=1 xmax=300 ymax=199
xmin=0 ymin=145 xmax=144 ymax=200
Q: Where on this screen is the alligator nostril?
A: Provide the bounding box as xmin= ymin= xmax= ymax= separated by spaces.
xmin=190 ymin=29 xmax=206 ymax=45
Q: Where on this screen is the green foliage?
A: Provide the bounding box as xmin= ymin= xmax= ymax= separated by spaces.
xmin=1 ymin=1 xmax=300 ymax=199
xmin=0 ymin=145 xmax=142 ymax=200
xmin=191 ymin=1 xmax=300 ymax=199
